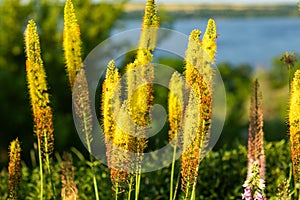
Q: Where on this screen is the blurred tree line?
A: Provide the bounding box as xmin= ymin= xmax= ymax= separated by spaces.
xmin=0 ymin=0 xmax=298 ymax=169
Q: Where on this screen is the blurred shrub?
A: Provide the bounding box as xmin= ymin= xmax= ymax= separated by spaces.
xmin=216 ymin=63 xmax=253 ymax=148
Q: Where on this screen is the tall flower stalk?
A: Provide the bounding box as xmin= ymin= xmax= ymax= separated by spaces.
xmin=247 ymin=80 xmax=265 ymax=180
xmin=242 ymin=80 xmax=266 ymax=200
xmin=180 ymin=19 xmax=216 ymax=200
xmin=63 ymin=0 xmax=82 ymax=89
xmin=281 ymin=52 xmax=296 ymax=91
xmin=8 ymin=138 xmax=21 ymax=200
xmin=126 ymin=0 xmax=159 ymax=129
xmin=168 ymin=72 xmax=185 ymax=200
xmin=63 ymin=0 xmax=99 ymax=199
xmin=289 ymin=70 xmax=300 ymax=187
xmin=101 ymin=1 xmax=159 ymax=199
xmin=125 ymin=0 xmax=159 ymax=199
xmin=102 ymin=60 xmax=131 ymax=199
xmin=24 ymin=19 xmax=55 ymax=200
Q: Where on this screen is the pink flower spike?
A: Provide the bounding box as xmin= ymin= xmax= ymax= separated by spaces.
xmin=245 ymin=186 xmax=252 ymax=192
xmin=242 ymin=193 xmax=252 ymax=200
xmin=242 ymin=187 xmax=252 ymax=200
xmin=254 ymin=191 xmax=265 ymax=200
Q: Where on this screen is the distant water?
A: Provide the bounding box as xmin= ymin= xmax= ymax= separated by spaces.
xmin=111 ymin=17 xmax=300 ymax=68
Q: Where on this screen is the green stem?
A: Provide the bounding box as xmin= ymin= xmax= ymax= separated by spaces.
xmin=190 ymin=186 xmax=196 ymax=200
xmin=190 ymin=164 xmax=199 ymax=200
xmin=37 ymin=136 xmax=43 ymax=200
xmin=44 ymin=137 xmax=56 ymax=199
xmin=84 ymin=112 xmax=99 ymax=200
xmin=115 ymin=183 xmax=119 ymax=200
xmin=135 ymin=167 xmax=141 ymax=200
xmin=93 ymin=170 xmax=99 ymax=200
xmin=86 ymin=138 xmax=99 ymax=200
xmin=184 ymin=182 xmax=190 ymax=200
xmin=170 ymin=144 xmax=177 ymax=200
xmin=128 ymin=176 xmax=134 ymax=200
xmin=47 ymin=158 xmax=57 ymax=199
xmin=88 ymin=148 xmax=99 ymax=200
xmin=288 ymin=164 xmax=292 ymax=186
xmin=173 ymin=167 xmax=180 ymax=200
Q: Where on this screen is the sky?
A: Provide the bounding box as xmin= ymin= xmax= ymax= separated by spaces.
xmin=131 ymin=0 xmax=299 ymax=5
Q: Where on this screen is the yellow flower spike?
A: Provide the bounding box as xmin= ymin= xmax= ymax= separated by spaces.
xmin=102 ymin=60 xmax=121 ymax=142
xmin=25 ymin=19 xmax=55 ymax=199
xmin=8 ymin=138 xmax=21 ymax=200
xmin=136 ymin=49 xmax=153 ymax=65
xmin=185 ymin=30 xmax=202 ymax=71
xmin=180 ymin=20 xmax=216 ymax=199
xmin=125 ymin=63 xmax=154 ymax=200
xmin=126 ymin=62 xmax=137 ymax=99
xmin=168 ymin=72 xmax=185 ymax=144
xmin=180 ymin=77 xmax=202 ymax=199
xmin=126 ymin=0 xmax=158 ymax=128
xmin=128 ymin=65 xmax=154 ymax=127
xmin=102 ymin=61 xmax=132 ymax=194
xmin=190 ymin=29 xmax=202 ymax=46
xmin=126 ymin=0 xmax=158 ymax=124
xmin=113 ymin=101 xmax=136 ymax=151
xmin=187 ymin=28 xmax=214 ymax=86
xmin=168 ymin=72 xmax=186 ymax=200
xmin=289 ymin=69 xmax=300 ymax=183
xmin=109 ymin=1 xmax=160 ymax=198
xmin=182 ymin=93 xmax=204 ymax=197
xmin=110 ymin=102 xmax=135 ymax=193
xmin=202 ymin=19 xmax=217 ymax=63
xmin=142 ymin=0 xmax=159 ymax=27
xmin=24 ymin=19 xmax=54 ymax=160
xmin=185 ymin=29 xmax=204 ymax=85
xmin=25 ymin=21 xmax=49 ymax=114
xmin=139 ymin=0 xmax=159 ymax=51
xmin=63 ymin=0 xmax=83 ymax=89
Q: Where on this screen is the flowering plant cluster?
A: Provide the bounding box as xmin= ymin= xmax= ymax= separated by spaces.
xmin=242 ymin=162 xmax=266 ymax=200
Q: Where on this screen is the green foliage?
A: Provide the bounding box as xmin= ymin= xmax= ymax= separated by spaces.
xmin=73 ymin=0 xmax=126 ymax=54
xmin=0 ymin=141 xmax=291 ymax=199
xmin=216 ymin=63 xmax=253 ymax=147
xmin=265 ymin=141 xmax=292 ymax=198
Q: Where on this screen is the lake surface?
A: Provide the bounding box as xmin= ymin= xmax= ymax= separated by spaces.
xmin=111 ymin=17 xmax=300 ymax=68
